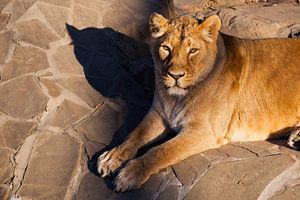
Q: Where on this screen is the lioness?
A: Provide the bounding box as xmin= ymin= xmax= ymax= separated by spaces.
xmin=97 ymin=13 xmax=300 ymax=192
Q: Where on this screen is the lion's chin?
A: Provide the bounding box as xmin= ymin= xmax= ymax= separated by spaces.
xmin=167 ymin=86 xmax=187 ymax=96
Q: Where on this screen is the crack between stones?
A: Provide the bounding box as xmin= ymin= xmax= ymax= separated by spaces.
xmin=71 ymin=125 xmax=107 ymax=147
xmin=14 ymin=164 xmax=29 ymax=195
xmin=10 ymin=132 xmax=40 ymax=197
xmin=171 ymin=167 xmax=183 ymax=187
xmin=178 ymin=165 xmax=211 ymax=200
xmin=71 ymin=102 xmax=104 ymax=128
xmin=64 ymin=141 xmax=87 ymax=200
xmin=228 ymin=143 xmax=259 ymax=156
xmin=152 ymin=169 xmax=180 ymax=200
xmin=179 ymin=151 xmax=284 ymax=200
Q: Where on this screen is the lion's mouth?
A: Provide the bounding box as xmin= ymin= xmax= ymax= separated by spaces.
xmin=167 ymin=86 xmax=187 ymax=96
xmin=162 ymin=75 xmax=190 ymax=96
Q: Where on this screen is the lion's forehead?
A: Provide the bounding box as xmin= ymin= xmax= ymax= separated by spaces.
xmin=163 ymin=35 xmax=198 ymax=50
xmin=167 ymin=16 xmax=199 ymax=38
xmin=169 ymin=16 xmax=198 ymax=27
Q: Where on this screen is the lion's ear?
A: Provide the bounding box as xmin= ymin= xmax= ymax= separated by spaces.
xmin=149 ymin=12 xmax=168 ymax=38
xmin=199 ymin=15 xmax=221 ymax=42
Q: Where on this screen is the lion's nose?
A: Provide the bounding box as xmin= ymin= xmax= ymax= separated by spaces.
xmin=167 ymin=71 xmax=186 ymax=80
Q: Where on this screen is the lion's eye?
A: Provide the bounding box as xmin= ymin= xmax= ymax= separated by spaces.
xmin=162 ymin=45 xmax=170 ymax=51
xmin=189 ymin=48 xmax=199 ymax=54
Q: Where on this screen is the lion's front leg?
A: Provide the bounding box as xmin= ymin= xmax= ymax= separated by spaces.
xmin=114 ymin=129 xmax=222 ymax=192
xmin=97 ymin=109 xmax=167 ymax=177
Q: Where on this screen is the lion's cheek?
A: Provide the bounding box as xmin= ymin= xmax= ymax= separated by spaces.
xmin=163 ymin=76 xmax=176 ymax=87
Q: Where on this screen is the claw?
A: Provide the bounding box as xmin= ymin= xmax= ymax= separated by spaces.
xmin=288 ymin=128 xmax=300 ymax=150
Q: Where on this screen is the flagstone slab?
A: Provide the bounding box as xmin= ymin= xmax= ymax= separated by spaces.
xmin=0 ymin=76 xmax=49 ymax=119
xmin=53 ymin=45 xmax=84 ymax=74
xmin=76 ymin=173 xmax=112 ymax=200
xmin=0 ymin=31 xmax=13 ymax=64
xmin=9 ymin=0 xmax=37 ymax=23
xmin=0 ymin=0 xmax=10 ymax=12
xmin=0 ymin=149 xmax=13 ymax=185
xmin=17 ymin=133 xmax=84 ymax=199
xmin=16 ymin=19 xmax=59 ymax=49
xmin=46 ymin=100 xmax=90 ymax=128
xmin=219 ymin=4 xmax=300 ymax=39
xmin=270 ymin=184 xmax=300 ymax=200
xmin=73 ymin=4 xmax=98 ymax=29
xmin=40 ymin=0 xmax=71 ymax=8
xmin=1 ymin=46 xmax=49 ymax=81
xmin=75 ymin=102 xmax=123 ymax=145
xmin=39 ymin=77 xmax=62 ymax=98
xmin=0 ymin=119 xmax=36 ymax=149
xmin=184 ymin=155 xmax=295 ymax=200
xmin=57 ymin=77 xmax=104 ymax=107
xmin=0 ymin=13 xmax=9 ymax=30
xmin=37 ymin=2 xmax=70 ymax=37
xmin=173 ymin=154 xmax=209 ymax=186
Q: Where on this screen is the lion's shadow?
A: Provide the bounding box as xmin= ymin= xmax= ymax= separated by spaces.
xmin=66 ymin=25 xmax=167 ymax=186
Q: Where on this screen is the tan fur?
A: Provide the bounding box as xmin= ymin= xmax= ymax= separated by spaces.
xmin=98 ymin=13 xmax=300 ymax=192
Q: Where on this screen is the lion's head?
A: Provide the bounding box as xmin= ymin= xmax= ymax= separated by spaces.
xmin=149 ymin=13 xmax=221 ymax=96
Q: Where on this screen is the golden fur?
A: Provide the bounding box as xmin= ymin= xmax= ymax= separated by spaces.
xmin=98 ymin=13 xmax=300 ymax=192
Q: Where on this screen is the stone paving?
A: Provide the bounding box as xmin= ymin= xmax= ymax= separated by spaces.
xmin=0 ymin=0 xmax=300 ymax=199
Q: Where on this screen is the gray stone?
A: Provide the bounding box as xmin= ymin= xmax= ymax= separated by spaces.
xmin=47 ymin=100 xmax=90 ymax=128
xmin=102 ymin=4 xmax=134 ymax=30
xmin=0 ymin=31 xmax=13 ymax=64
xmin=73 ymin=4 xmax=98 ymax=29
xmin=75 ymin=102 xmax=123 ymax=145
xmin=0 ymin=0 xmax=10 ymax=11
xmin=0 ymin=76 xmax=49 ymax=119
xmin=229 ymin=141 xmax=281 ymax=157
xmin=173 ymin=154 xmax=209 ymax=186
xmin=218 ymin=144 xmax=257 ymax=159
xmin=18 ymin=133 xmax=83 ymax=199
xmin=16 ymin=19 xmax=59 ymax=49
xmin=157 ymin=185 xmax=180 ymax=200
xmin=202 ymin=148 xmax=229 ymax=163
xmin=57 ymin=77 xmax=103 ymax=107
xmin=76 ymin=172 xmax=113 ymax=200
xmin=0 ymin=13 xmax=9 ymax=30
xmin=0 ymin=120 xmax=36 ymax=149
xmin=53 ymin=45 xmax=84 ymax=74
xmin=219 ymin=4 xmax=300 ymax=39
xmin=38 ymin=2 xmax=70 ymax=37
xmin=0 ymin=186 xmax=10 ymax=200
xmin=18 ymin=185 xmax=67 ymax=200
xmin=83 ymin=141 xmax=105 ymax=158
xmin=75 ymin=0 xmax=109 ymax=10
xmin=270 ymin=184 xmax=300 ymax=200
xmin=184 ymin=155 xmax=295 ymax=200
xmin=237 ymin=4 xmax=300 ymax=26
xmin=0 ymin=149 xmax=13 ymax=185
xmin=40 ymin=0 xmax=71 ymax=7
xmin=39 ymin=77 xmax=62 ymax=98
xmin=174 ymin=0 xmax=252 ymax=14
xmin=1 ymin=46 xmax=49 ymax=81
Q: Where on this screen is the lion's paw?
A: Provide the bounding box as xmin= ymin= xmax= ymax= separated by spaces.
xmin=97 ymin=147 xmax=132 ymax=177
xmin=288 ymin=128 xmax=300 ymax=150
xmin=114 ymin=159 xmax=150 ymax=192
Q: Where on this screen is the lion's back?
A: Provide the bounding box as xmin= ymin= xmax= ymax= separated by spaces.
xmin=226 ymin=36 xmax=300 ymax=141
